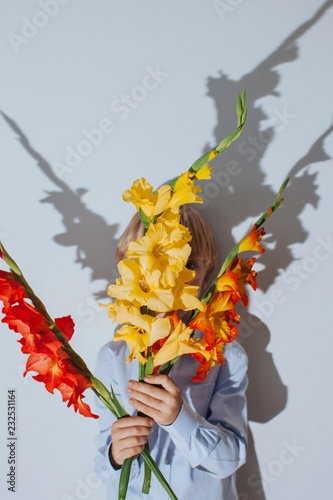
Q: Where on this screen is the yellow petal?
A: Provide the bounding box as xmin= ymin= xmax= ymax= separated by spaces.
xmin=153 ymin=321 xmax=208 ymax=366
xmin=194 ymin=165 xmax=213 ymax=180
xmin=113 ymin=325 xmax=149 ymax=364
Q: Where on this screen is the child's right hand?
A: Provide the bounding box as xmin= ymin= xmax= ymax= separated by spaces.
xmin=110 ymin=416 xmax=154 ymax=467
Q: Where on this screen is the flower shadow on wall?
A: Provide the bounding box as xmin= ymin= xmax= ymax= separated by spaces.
xmin=0 ymin=110 xmax=119 ymax=299
xmin=202 ymin=1 xmax=333 ymax=497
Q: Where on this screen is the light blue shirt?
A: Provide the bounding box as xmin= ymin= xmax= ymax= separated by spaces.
xmin=94 ymin=338 xmax=248 ymax=500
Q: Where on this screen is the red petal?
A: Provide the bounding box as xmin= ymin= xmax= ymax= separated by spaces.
xmin=55 ymin=315 xmax=75 ymax=341
xmin=0 ymin=271 xmax=27 ymax=310
xmin=69 ymin=394 xmax=99 ymax=419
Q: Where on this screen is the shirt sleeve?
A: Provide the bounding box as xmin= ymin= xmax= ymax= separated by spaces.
xmin=160 ymin=341 xmax=248 ymax=479
xmin=93 ymin=343 xmax=141 ymax=488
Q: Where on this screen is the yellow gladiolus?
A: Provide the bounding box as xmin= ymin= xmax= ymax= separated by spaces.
xmin=167 ymin=172 xmax=203 ymax=209
xmin=107 ymin=259 xmax=175 ymax=312
xmin=191 ymin=164 xmax=213 ymax=180
xmin=153 ymin=317 xmax=208 ymax=367
xmin=128 ymin=218 xmax=192 ymax=287
xmin=113 ymin=324 xmax=150 ymax=364
xmin=122 ymin=178 xmax=171 ymax=218
xmin=113 ymin=311 xmax=172 ymax=364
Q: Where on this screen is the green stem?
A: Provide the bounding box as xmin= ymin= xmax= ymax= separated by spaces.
xmin=141 ymin=448 xmax=178 ymax=500
xmin=141 ymin=442 xmax=152 ymax=494
xmin=138 ymin=357 xmax=152 ymax=493
xmin=118 ymin=457 xmax=133 ymax=500
xmin=188 ymin=90 xmax=247 ymax=174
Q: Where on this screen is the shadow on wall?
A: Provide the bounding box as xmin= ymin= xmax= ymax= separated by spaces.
xmin=201 ymin=1 xmax=333 ymax=498
xmin=236 ymin=314 xmax=288 ymax=499
xmin=0 ymin=111 xmax=119 ymax=298
xmin=1 ymin=1 xmax=333 ymax=498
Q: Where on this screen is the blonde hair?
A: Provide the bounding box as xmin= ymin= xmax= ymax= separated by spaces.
xmin=116 ymin=205 xmax=218 ymax=284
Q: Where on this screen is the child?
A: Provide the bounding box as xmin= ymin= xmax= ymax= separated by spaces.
xmin=94 ymin=206 xmax=248 ymax=499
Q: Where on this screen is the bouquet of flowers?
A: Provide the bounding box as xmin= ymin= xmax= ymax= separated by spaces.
xmin=0 ymin=91 xmax=288 ymax=500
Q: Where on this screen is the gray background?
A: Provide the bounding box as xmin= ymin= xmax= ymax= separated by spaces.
xmin=1 ymin=1 xmax=333 ymax=499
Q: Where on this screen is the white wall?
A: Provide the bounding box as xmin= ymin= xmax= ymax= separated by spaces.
xmin=1 ymin=1 xmax=333 ymax=499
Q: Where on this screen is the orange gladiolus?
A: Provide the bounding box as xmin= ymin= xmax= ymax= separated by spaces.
xmin=189 ymin=291 xmax=239 ymax=381
xmin=190 ymin=343 xmax=225 ymax=383
xmin=190 ymin=292 xmax=238 ymax=341
xmin=216 ymin=257 xmax=257 ymax=307
xmin=238 ymin=226 xmax=265 ymax=254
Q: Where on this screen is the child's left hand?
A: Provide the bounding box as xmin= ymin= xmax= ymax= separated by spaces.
xmin=127 ymin=375 xmax=183 ymax=426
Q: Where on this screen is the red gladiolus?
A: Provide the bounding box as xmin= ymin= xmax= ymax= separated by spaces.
xmin=0 ymin=270 xmax=27 ymax=312
xmin=55 ymin=315 xmax=75 ymax=341
xmin=0 ymin=272 xmax=98 ymax=418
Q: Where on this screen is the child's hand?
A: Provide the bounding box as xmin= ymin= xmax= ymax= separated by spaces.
xmin=127 ymin=375 xmax=183 ymax=426
xmin=110 ymin=416 xmax=154 ymax=466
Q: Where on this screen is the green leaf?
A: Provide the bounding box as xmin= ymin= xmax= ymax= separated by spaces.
xmin=139 ymin=207 xmax=152 ymax=228
xmin=141 ymin=443 xmax=151 ymax=494
xmin=217 ymin=244 xmax=240 ymax=279
xmin=241 ymin=88 xmax=246 ymax=106
xmin=0 ymin=241 xmax=22 ymax=276
xmin=109 ymin=385 xmax=129 ymax=418
xmin=158 ymin=361 xmax=170 ymax=374
xmin=168 ymin=175 xmax=179 ymax=190
xmin=254 ymin=177 xmax=289 ymax=229
xmin=145 ymin=352 xmax=155 ymax=376
xmin=187 ymin=91 xmax=248 ymax=175
xmin=236 ymin=95 xmax=243 ymax=117
xmin=141 ymin=448 xmax=178 ymax=499
xmin=119 ymin=458 xmax=133 ymax=500
xmin=189 ymin=151 xmax=212 ymax=173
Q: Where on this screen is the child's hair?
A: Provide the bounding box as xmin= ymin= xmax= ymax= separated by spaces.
xmin=116 ymin=205 xmax=218 ymax=285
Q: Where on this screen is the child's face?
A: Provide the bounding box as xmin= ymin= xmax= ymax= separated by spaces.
xmin=186 ymin=257 xmax=209 ymax=293
xmin=176 ymin=256 xmax=209 ymax=325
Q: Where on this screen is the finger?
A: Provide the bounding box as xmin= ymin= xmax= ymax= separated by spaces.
xmin=112 ymin=438 xmax=148 ymax=465
xmin=116 ymin=425 xmax=154 ymax=440
xmin=119 ymin=434 xmax=150 ymax=449
xmin=113 ymin=416 xmax=154 ymax=429
xmin=144 ymin=374 xmax=179 ymax=394
xmin=127 ymin=380 xmax=165 ymax=401
xmin=128 ymin=397 xmax=160 ymax=420
xmin=127 ymin=387 xmax=164 ymax=412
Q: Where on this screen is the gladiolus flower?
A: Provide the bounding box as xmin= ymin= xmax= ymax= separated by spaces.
xmin=238 ymin=226 xmax=265 ymax=254
xmin=171 ymin=270 xmax=204 ymax=311
xmin=229 ymin=257 xmax=257 ymax=306
xmin=128 ymin=218 xmax=192 ymax=288
xmin=108 ymin=259 xmax=175 ymax=312
xmin=191 ymin=164 xmax=213 ymax=180
xmin=167 ymin=172 xmax=203 ymax=209
xmin=189 ymin=291 xmax=238 ymax=344
xmin=0 ymin=270 xmax=97 ymax=419
xmin=215 ymin=257 xmax=257 ymax=307
xmin=153 ymin=313 xmax=208 ymax=367
xmin=55 ymin=315 xmax=75 ymax=341
xmin=114 ymin=324 xmax=150 ymax=364
xmin=0 ymin=270 xmax=27 ymax=312
xmin=191 ymin=344 xmax=225 ymax=383
xmin=122 ymin=178 xmax=171 ymax=219
xmin=111 ymin=303 xmax=172 ymax=363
